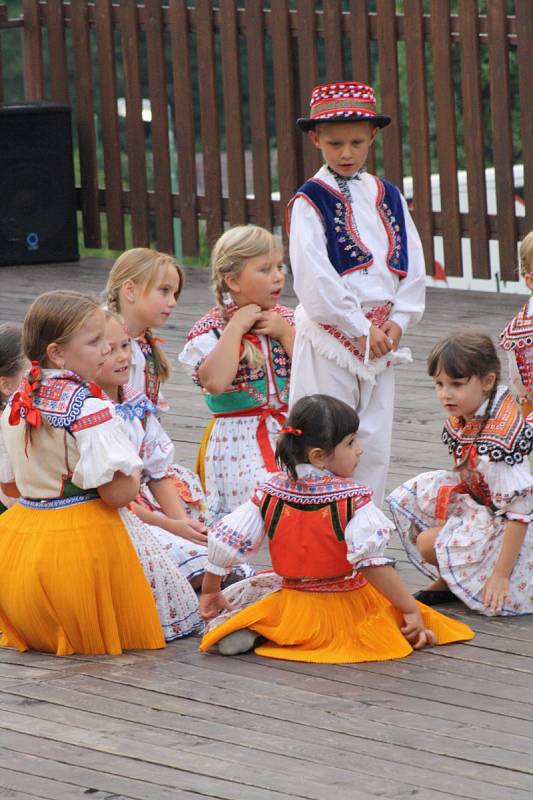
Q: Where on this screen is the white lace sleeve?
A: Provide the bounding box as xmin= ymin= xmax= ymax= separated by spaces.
xmin=0 ymin=426 xmax=14 ymax=484
xmin=478 ymin=457 xmax=533 ymax=523
xmin=206 ymin=497 xmax=266 ymax=576
xmin=142 ymin=414 xmax=175 ymax=480
xmin=178 ymin=331 xmax=218 ymax=378
xmin=71 ymin=398 xmax=143 ymax=489
xmin=345 ymin=501 xmax=395 ymax=569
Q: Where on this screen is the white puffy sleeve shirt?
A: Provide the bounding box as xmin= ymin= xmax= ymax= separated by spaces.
xmin=477 ymin=456 xmax=533 ymax=523
xmin=289 ymin=167 xmax=426 ymax=337
xmin=71 ymin=397 xmax=143 ymax=489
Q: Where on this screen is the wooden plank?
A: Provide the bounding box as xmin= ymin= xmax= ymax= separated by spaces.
xmin=195 ymin=0 xmax=224 ymax=247
xmin=22 ymin=0 xmax=43 ymax=101
xmin=46 ymin=0 xmax=69 ymax=103
xmin=457 ymin=0 xmax=490 ymax=279
xmin=404 ymin=0 xmax=433 ymax=275
xmin=169 ymin=0 xmax=199 ymax=256
xmin=487 ymin=0 xmax=517 ymax=282
xmin=271 ymin=0 xmax=299 ymax=227
xmin=145 ymin=0 xmax=174 ymax=253
xmin=219 ymin=0 xmax=247 ymax=226
xmin=70 ymin=0 xmax=101 ymax=248
xmin=120 ymin=0 xmax=149 ymax=246
xmin=95 ymin=0 xmax=125 ymax=251
xmin=348 ymin=0 xmax=375 ymax=175
xmin=375 ymin=0 xmax=403 ymax=187
xmin=295 ymin=0 xmax=321 ymax=179
xmin=322 ymin=0 xmax=343 ymax=83
xmin=515 ymin=0 xmax=533 ymax=233
xmin=430 ymin=0 xmax=462 ymax=278
xmin=245 ymin=0 xmax=273 ymax=230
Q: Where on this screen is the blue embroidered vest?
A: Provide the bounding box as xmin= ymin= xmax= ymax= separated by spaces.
xmin=287 ymin=176 xmax=408 ymax=278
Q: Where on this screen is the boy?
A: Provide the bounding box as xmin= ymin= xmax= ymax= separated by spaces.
xmin=287 ymin=81 xmax=426 ymax=504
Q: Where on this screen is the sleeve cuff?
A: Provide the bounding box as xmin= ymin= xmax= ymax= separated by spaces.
xmin=206 ymin=561 xmax=231 ymax=577
xmin=357 ymin=557 xmax=396 ymax=569
xmin=389 ymin=312 xmax=411 ymax=332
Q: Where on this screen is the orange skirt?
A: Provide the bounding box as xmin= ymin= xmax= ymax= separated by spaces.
xmin=0 ymin=498 xmax=165 ymax=656
xmin=200 ymin=582 xmax=474 ymax=664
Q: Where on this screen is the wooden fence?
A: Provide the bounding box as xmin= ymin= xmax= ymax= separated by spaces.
xmin=0 ymin=1 xmax=531 ymax=281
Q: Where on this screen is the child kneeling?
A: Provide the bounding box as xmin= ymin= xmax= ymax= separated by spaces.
xmin=199 ymin=395 xmax=473 ymax=663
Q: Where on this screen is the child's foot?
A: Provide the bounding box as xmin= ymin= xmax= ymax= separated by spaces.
xmin=414 ymin=579 xmax=456 ymax=606
xmin=217 ymin=628 xmax=259 ymax=656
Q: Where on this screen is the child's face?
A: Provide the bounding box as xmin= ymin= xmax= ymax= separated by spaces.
xmin=124 ymin=263 xmax=182 ymax=330
xmin=433 ymin=367 xmax=496 ymax=419
xmin=46 ymin=309 xmax=110 ymax=381
xmin=225 ymin=251 xmax=285 ymax=309
xmin=308 ymin=121 xmax=378 ymax=177
xmin=98 ymin=318 xmax=132 ymax=390
xmin=321 ymin=431 xmax=362 ymax=478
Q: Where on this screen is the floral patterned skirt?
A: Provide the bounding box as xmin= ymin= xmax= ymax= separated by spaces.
xmin=387 ymin=470 xmax=533 ymax=616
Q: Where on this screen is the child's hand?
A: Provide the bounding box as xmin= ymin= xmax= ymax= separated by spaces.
xmin=356 ymin=325 xmax=393 ymax=360
xmin=227 ymin=304 xmax=263 ymax=335
xmin=253 ymin=310 xmax=292 ymax=341
xmin=169 ymin=518 xmax=208 ymax=545
xmin=381 ymin=320 xmax=403 ymax=351
xmin=199 ymin=591 xmax=233 ymax=621
xmin=482 ymin=573 xmax=511 ymax=614
xmin=401 ymin=610 xmax=437 ymax=649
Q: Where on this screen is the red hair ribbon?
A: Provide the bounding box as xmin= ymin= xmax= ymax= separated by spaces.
xmin=88 ymin=380 xmax=105 ymax=400
xmin=9 ymin=385 xmax=42 ymax=428
xmin=280 ymin=426 xmax=303 ymax=436
xmin=239 ymin=332 xmax=262 ymax=359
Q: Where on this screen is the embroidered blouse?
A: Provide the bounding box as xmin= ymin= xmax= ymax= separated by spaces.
xmin=1 ymin=370 xmax=142 ymax=498
xmin=500 ymin=298 xmax=533 ymax=404
xmin=114 ymin=384 xmax=174 ymax=481
xmin=439 ymin=385 xmax=533 ymax=523
xmin=288 ymin=166 xmax=425 ymax=340
xmin=205 ymin=464 xmax=394 ymax=577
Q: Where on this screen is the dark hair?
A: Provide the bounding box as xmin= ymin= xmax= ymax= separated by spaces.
xmin=275 ymin=394 xmax=359 ymax=480
xmin=0 ymin=323 xmax=24 ymax=379
xmin=427 ymin=329 xmax=501 ymax=469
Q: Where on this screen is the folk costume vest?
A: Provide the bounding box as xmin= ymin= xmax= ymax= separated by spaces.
xmin=286 ymin=176 xmax=408 ymax=278
xmin=137 ymin=337 xmax=161 ymax=407
xmin=436 ymin=387 xmax=533 ymax=521
xmin=257 ymin=471 xmax=373 ymax=582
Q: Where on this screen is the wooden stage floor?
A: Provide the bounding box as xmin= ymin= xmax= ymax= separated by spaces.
xmin=0 ymin=258 xmax=532 ymax=799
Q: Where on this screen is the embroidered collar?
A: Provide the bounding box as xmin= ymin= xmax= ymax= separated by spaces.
xmin=186 ymin=304 xmax=294 ymax=341
xmin=442 ymin=385 xmax=533 ymax=465
xmin=326 ymin=165 xmax=364 ymax=182
xmin=261 ymin=469 xmax=373 ymax=505
xmin=10 ymin=369 xmax=106 ymax=429
xmin=115 ymin=385 xmax=157 ymax=422
xmin=500 ymin=300 xmax=533 ymax=351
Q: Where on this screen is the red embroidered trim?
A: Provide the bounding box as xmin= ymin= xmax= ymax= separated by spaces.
xmin=70 ymin=408 xmax=112 ymax=432
xmin=281 ymin=572 xmax=367 ymax=593
xmin=319 ymin=302 xmax=393 ymax=363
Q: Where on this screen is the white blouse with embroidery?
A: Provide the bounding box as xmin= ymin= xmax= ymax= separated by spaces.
xmin=115 ymin=391 xmax=175 ymax=481
xmin=205 ymin=464 xmax=394 ymax=576
xmin=289 ymin=167 xmax=426 ymax=339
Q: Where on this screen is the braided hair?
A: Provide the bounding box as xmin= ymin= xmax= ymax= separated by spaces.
xmin=105 ymin=247 xmax=184 ymax=383
xmin=211 ymin=226 xmax=284 ymax=370
xmin=427 ymin=329 xmax=501 ymax=470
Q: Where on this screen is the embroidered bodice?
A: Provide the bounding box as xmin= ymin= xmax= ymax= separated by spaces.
xmin=500 ymin=300 xmax=533 ymax=398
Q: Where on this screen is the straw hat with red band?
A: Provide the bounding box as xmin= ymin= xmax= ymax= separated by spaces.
xmin=297 ymin=81 xmax=392 ymax=133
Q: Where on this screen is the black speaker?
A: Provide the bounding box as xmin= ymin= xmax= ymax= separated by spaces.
xmin=0 ymin=102 xmax=79 ymax=266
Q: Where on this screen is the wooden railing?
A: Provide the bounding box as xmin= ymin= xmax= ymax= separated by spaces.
xmin=0 ymin=1 xmax=531 ymax=282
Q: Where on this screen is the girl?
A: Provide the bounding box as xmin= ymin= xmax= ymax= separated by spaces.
xmin=98 ymin=308 xmax=210 ymax=583
xmin=0 ymin=323 xmax=27 ymax=512
xmin=0 ymin=291 xmax=184 ymax=655
xmin=387 ymin=330 xmax=533 ymax=616
xmin=199 ymin=395 xmax=473 ymax=663
xmin=179 ymin=225 xmax=295 ymax=522
xmin=105 ymin=247 xmax=206 ymax=521
xmin=500 ymin=231 xmax=533 ymax=418
xmin=105 ymin=247 xmax=184 ymax=412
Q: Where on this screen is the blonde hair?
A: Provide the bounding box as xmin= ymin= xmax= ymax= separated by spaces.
xmin=519 ymin=231 xmax=533 ymax=276
xmin=105 ymin=247 xmax=184 ymax=383
xmin=211 ymin=225 xmax=284 ymax=369
xmin=20 ymin=291 xmax=102 ymax=441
